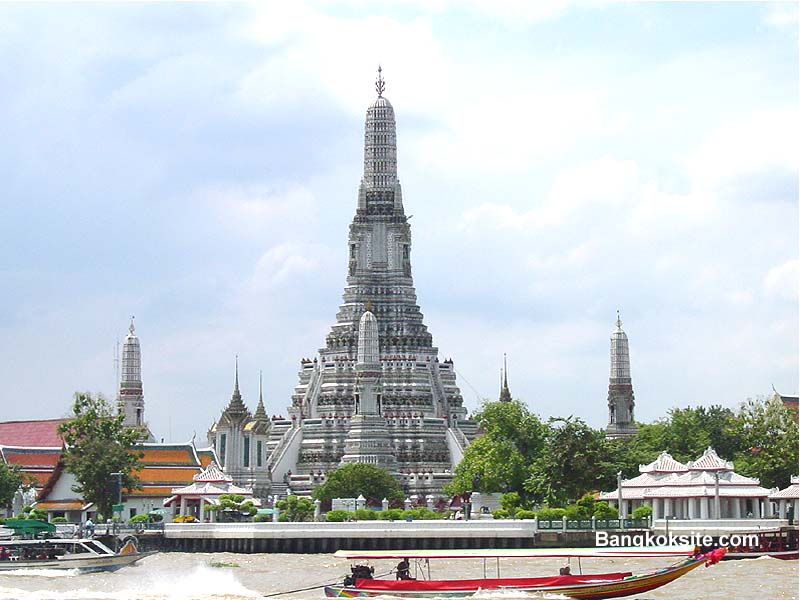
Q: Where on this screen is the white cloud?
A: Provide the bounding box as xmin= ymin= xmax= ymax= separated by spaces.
xmin=198 ymin=183 xmax=316 ymax=238
xmin=764 ymin=259 xmax=799 ymax=302
xmin=687 ymin=108 xmax=799 ymax=197
xmin=762 ymin=3 xmax=799 ymax=29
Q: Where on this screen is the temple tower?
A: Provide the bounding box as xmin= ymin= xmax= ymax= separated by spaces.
xmin=117 ymin=318 xmax=154 ymax=441
xmin=207 ymin=358 xmax=272 ymax=497
xmin=269 ymin=69 xmax=477 ymax=496
xmin=606 ymin=312 xmax=638 ymax=439
xmin=339 ymin=311 xmax=398 ymax=468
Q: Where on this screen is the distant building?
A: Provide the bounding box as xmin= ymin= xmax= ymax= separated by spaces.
xmin=34 ymin=441 xmax=218 ymax=522
xmin=0 ymin=418 xmax=67 ymax=516
xmin=117 ymin=318 xmax=155 ymax=442
xmin=770 ymin=476 xmax=798 ymax=523
xmin=605 ymin=313 xmax=638 ymax=439
xmin=600 ymin=447 xmax=774 ymax=519
xmin=772 ymin=385 xmax=799 ymax=417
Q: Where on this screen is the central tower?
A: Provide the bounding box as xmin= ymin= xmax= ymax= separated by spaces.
xmin=268 ymin=70 xmax=477 ymax=496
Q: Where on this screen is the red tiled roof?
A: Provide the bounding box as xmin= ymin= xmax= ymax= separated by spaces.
xmin=0 ymin=419 xmax=67 ymax=447
xmin=2 ymin=449 xmax=61 ymax=468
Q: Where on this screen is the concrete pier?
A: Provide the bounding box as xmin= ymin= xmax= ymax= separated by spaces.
xmin=155 ymin=521 xmax=642 ymax=554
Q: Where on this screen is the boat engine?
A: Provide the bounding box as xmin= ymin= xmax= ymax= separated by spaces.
xmin=344 ymin=564 xmax=374 ymax=586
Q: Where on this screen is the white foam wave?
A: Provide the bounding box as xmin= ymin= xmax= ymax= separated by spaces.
xmin=0 ymin=568 xmax=79 ymax=578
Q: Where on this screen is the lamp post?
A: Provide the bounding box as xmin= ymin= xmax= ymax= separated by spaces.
xmin=110 ymin=472 xmax=123 ymax=505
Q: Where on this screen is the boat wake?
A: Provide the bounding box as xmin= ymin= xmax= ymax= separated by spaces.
xmin=0 ymin=568 xmax=80 ymax=578
xmin=0 ymin=563 xmax=263 ymax=600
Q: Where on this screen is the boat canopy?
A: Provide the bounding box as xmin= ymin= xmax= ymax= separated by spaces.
xmin=333 ymin=545 xmax=698 ymax=560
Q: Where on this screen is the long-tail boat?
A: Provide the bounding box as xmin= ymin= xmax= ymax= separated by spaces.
xmin=325 ymin=545 xmax=726 ymax=599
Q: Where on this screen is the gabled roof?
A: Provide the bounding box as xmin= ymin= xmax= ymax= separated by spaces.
xmin=770 ymin=476 xmax=799 ymax=500
xmin=193 ymin=462 xmax=230 ymax=483
xmin=0 ymin=419 xmax=67 ymax=448
xmin=640 ymin=451 xmax=687 ymax=474
xmin=687 ymin=447 xmax=733 ymax=472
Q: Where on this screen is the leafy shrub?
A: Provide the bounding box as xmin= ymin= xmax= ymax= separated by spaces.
xmin=130 ymin=514 xmax=149 ymax=524
xmin=51 ymin=516 xmax=67 ymax=523
xmin=500 ymin=492 xmax=521 ymax=515
xmin=355 ymin=509 xmax=377 ymax=521
xmin=492 ymin=509 xmax=510 ymax=519
xmin=632 ymin=505 xmax=652 ymax=519
xmin=536 ymin=507 xmax=566 ymax=520
xmin=592 ymin=502 xmax=618 ymax=519
xmin=253 ymin=514 xmax=271 ymax=522
xmin=564 ymin=504 xmax=591 ymax=520
xmin=515 ymin=509 xmax=536 ymax=520
xmin=378 ymin=509 xmax=404 ymax=521
xmin=326 ymin=510 xmax=351 ymax=522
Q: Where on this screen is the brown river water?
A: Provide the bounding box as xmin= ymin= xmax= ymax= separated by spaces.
xmin=0 ymin=552 xmax=795 ymax=600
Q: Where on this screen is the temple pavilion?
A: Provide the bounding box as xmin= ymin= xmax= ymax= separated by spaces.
xmin=600 ymin=447 xmax=774 ymax=519
xmin=163 ymin=462 xmax=258 ymax=522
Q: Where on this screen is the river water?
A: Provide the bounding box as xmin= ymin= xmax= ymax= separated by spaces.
xmin=0 ymin=552 xmax=796 ymax=600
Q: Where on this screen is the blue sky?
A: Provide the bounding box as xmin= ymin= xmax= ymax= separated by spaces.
xmin=1 ymin=2 xmax=797 ymax=444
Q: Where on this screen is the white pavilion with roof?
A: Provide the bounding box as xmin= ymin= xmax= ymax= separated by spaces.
xmin=770 ymin=476 xmax=799 ymax=523
xmin=164 ymin=462 xmax=258 ymax=522
xmin=600 ymin=447 xmax=774 ymax=519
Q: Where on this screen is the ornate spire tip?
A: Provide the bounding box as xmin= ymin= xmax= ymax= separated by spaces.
xmin=375 ymin=65 xmax=385 ymax=98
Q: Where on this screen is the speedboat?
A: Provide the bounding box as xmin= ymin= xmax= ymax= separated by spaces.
xmin=324 ymin=546 xmax=726 ymax=599
xmin=0 ymin=537 xmax=155 ymax=573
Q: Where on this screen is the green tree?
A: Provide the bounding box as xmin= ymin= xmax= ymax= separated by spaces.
xmin=276 ymin=495 xmax=315 ymax=521
xmin=312 ymin=463 xmax=403 ymax=503
xmin=734 ymin=396 xmax=799 ymax=489
xmin=660 ymin=405 xmax=741 ymax=462
xmin=525 ymin=417 xmax=614 ymax=506
xmin=446 ymin=400 xmax=546 ymax=497
xmin=58 ymin=392 xmax=143 ymax=518
xmin=0 ymin=462 xmax=24 ymax=513
xmin=207 ymin=493 xmax=257 ymax=521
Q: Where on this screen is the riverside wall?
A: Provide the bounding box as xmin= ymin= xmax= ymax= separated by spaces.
xmin=151 ymin=521 xmax=645 ymax=554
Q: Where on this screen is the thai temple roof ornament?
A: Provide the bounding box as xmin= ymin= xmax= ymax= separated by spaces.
xmin=376 ymin=65 xmax=385 ymax=97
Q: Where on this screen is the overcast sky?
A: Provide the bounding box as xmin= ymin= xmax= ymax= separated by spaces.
xmin=1 ymin=2 xmax=797 ymax=445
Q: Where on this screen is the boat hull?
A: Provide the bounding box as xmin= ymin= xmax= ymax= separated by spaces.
xmin=324 ymin=556 xmax=706 ymax=600
xmin=0 ymin=551 xmax=156 ymax=573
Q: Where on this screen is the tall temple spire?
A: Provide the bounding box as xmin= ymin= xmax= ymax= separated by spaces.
xmin=360 ymin=66 xmax=400 ymax=197
xmin=499 ymin=353 xmax=512 ymax=402
xmin=606 ymin=312 xmax=638 ymax=439
xmin=285 ymin=68 xmax=473 ymax=494
xmin=253 ymin=370 xmax=268 ymax=422
xmin=117 ymin=317 xmax=154 ymax=441
xmin=224 ymin=355 xmax=248 ymax=418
